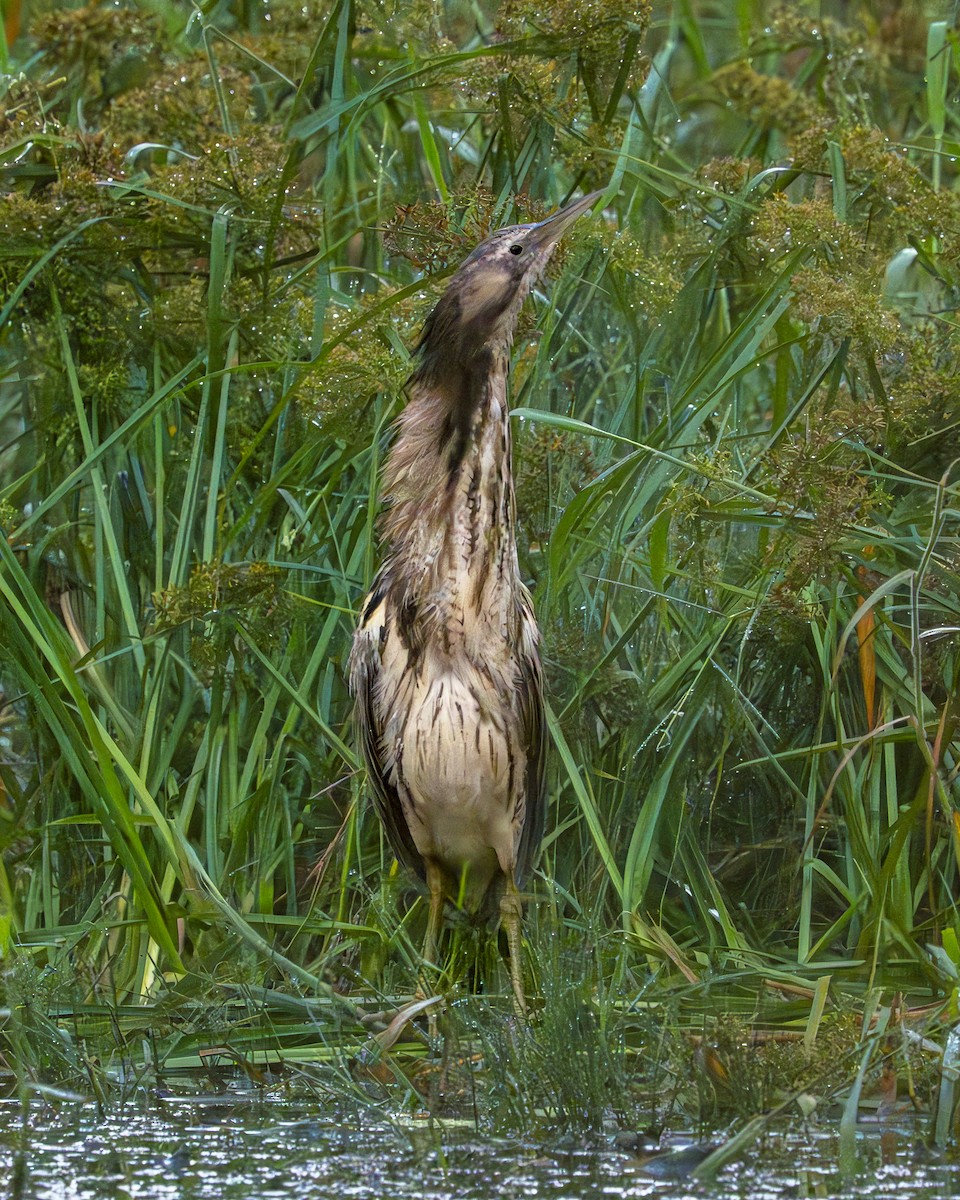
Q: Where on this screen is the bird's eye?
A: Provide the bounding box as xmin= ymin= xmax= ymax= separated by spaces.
xmin=509 ymin=243 xmax=524 ymax=255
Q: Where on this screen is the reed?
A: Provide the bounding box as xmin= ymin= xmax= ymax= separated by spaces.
xmin=1 ymin=0 xmax=958 ymax=1127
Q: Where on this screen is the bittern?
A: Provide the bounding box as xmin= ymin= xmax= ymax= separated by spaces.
xmin=349 ymin=190 xmax=602 ymax=1012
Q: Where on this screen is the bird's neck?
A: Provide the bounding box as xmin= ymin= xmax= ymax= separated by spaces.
xmin=379 ymin=352 xmax=524 ymax=634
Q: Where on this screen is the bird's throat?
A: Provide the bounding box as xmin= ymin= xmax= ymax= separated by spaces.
xmin=380 ymin=365 xmax=523 ymax=646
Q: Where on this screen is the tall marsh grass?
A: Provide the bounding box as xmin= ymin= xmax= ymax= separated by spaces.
xmin=1 ymin=0 xmax=959 ymax=1118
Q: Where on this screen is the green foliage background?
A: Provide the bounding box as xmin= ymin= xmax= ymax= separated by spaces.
xmin=1 ymin=0 xmax=960 ymax=1069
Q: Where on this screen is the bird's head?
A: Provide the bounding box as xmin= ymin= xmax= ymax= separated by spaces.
xmin=414 ymin=190 xmax=603 ymax=383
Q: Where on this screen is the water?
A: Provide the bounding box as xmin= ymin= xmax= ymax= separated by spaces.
xmin=0 ymin=1099 xmax=953 ymax=1199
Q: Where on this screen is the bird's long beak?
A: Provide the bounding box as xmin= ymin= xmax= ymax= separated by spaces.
xmin=525 ymin=189 xmax=605 ymax=252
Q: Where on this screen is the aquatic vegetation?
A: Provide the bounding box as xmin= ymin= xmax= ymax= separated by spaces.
xmin=1 ymin=0 xmax=959 ymax=1142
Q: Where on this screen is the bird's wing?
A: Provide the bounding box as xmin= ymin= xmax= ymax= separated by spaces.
xmin=514 ymin=637 xmax=546 ymax=887
xmin=349 ymin=586 xmax=424 ymax=878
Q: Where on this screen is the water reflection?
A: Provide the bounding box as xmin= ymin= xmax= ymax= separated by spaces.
xmin=0 ymin=1100 xmax=950 ymax=1200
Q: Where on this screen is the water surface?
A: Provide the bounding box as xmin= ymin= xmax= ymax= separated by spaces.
xmin=0 ymin=1098 xmax=951 ymax=1199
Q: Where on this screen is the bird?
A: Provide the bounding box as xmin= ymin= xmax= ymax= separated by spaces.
xmin=349 ymin=189 xmax=602 ymax=1012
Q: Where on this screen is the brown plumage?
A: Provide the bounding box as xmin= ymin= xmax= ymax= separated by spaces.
xmin=349 ymin=191 xmax=602 ymax=1010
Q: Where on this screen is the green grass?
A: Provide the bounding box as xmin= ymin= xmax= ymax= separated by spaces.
xmin=1 ymin=0 xmax=960 ymax=1136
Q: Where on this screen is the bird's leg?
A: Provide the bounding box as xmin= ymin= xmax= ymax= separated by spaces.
xmin=499 ymin=876 xmax=528 ymax=1017
xmin=421 ymin=860 xmax=446 ymax=992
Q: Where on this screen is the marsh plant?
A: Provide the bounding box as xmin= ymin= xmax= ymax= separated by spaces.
xmin=1 ymin=0 xmax=960 ymax=1131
